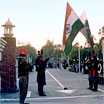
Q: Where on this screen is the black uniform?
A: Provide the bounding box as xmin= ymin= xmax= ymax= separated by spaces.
xmin=35 ymin=53 xmax=49 ymax=96
xmin=18 ymin=57 xmax=30 ymax=104
xmin=88 ymin=54 xmax=98 ymax=91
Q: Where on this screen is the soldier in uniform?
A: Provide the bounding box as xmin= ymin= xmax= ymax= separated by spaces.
xmin=18 ymin=53 xmax=30 ymax=104
xmin=35 ymin=50 xmax=49 ymax=96
xmin=88 ymin=51 xmax=98 ymax=91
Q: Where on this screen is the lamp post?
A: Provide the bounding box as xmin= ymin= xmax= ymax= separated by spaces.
xmin=78 ymin=46 xmax=81 ymax=73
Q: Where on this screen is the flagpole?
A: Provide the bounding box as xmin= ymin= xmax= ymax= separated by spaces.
xmin=78 ymin=45 xmax=81 ymax=73
xmin=101 ymin=37 xmax=104 ymax=78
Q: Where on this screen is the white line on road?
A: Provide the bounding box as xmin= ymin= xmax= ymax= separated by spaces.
xmin=1 ymin=94 xmax=104 ymax=102
xmin=98 ymin=88 xmax=104 ymax=93
xmin=27 ymin=94 xmax=104 ymax=101
xmin=57 ymin=89 xmax=75 ymax=94
xmin=26 ymin=91 xmax=31 ymax=97
xmin=46 ymin=70 xmax=65 ymax=89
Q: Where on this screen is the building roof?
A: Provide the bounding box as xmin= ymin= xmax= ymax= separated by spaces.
xmin=2 ymin=19 xmax=15 ymax=27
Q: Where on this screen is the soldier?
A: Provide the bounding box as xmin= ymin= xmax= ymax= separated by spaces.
xmin=35 ymin=50 xmax=49 ymax=96
xmin=18 ymin=53 xmax=30 ymax=104
xmin=88 ymin=51 xmax=98 ymax=91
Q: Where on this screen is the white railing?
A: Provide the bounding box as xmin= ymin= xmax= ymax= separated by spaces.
xmin=0 ymin=38 xmax=7 ymax=60
xmin=0 ymin=38 xmax=7 ymax=91
xmin=0 ymin=38 xmax=7 ymax=51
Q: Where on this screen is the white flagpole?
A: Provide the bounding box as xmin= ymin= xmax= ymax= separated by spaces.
xmin=78 ymin=46 xmax=80 ymax=73
xmin=101 ymin=38 xmax=104 ymax=78
xmin=100 ymin=37 xmax=104 ymax=79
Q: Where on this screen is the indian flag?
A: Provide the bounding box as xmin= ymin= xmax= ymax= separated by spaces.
xmin=63 ymin=2 xmax=84 ymax=56
xmin=80 ymin=13 xmax=94 ymax=47
xmin=81 ymin=20 xmax=94 ymax=47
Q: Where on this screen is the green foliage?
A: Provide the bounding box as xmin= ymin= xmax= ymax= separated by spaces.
xmin=93 ymin=43 xmax=102 ymax=59
xmin=17 ymin=44 xmax=36 ymax=64
xmin=41 ymin=40 xmax=63 ymax=60
xmin=69 ymin=47 xmax=78 ymax=59
xmin=42 ymin=40 xmax=54 ymax=58
xmin=67 ymin=42 xmax=102 ymax=63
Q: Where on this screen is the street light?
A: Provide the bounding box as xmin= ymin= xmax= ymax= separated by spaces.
xmin=78 ymin=45 xmax=81 ymax=73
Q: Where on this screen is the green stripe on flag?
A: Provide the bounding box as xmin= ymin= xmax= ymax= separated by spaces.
xmin=64 ymin=19 xmax=84 ymax=56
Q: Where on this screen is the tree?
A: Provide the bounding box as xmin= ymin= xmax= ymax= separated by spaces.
xmin=17 ymin=44 xmax=37 ymax=64
xmin=42 ymin=40 xmax=54 ymax=58
xmin=41 ymin=40 xmax=63 ymax=68
xmin=93 ymin=43 xmax=102 ymax=59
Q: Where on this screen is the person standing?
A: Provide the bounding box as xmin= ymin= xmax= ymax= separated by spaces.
xmin=35 ymin=50 xmax=49 ymax=96
xmin=18 ymin=54 xmax=30 ymax=104
xmin=88 ymin=51 xmax=98 ymax=91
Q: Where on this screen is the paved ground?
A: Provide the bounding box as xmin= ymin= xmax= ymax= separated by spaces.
xmin=0 ymin=68 xmax=104 ymax=104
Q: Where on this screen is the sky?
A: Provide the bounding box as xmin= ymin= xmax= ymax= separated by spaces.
xmin=0 ymin=0 xmax=104 ymax=50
